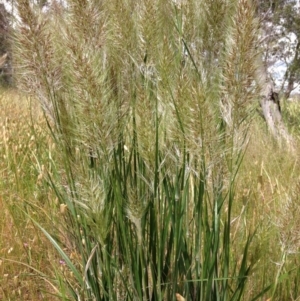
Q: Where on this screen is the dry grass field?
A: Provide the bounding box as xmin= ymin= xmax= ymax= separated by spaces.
xmin=0 ymin=89 xmax=63 ymax=300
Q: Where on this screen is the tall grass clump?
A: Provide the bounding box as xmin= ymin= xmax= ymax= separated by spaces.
xmin=13 ymin=0 xmax=262 ymax=300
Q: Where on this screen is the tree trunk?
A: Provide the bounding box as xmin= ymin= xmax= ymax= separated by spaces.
xmin=0 ymin=4 xmax=13 ymax=86
xmin=255 ymin=55 xmax=294 ymax=150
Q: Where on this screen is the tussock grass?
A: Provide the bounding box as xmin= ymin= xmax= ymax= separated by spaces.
xmin=0 ymin=0 xmax=299 ymax=300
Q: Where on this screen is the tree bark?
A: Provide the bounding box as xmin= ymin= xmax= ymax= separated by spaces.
xmin=255 ymin=54 xmax=294 ymax=150
xmin=0 ymin=4 xmax=13 ymax=86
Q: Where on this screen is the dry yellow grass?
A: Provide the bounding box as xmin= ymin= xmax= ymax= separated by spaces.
xmin=0 ymin=89 xmax=61 ymax=300
xmin=234 ymin=118 xmax=300 ymax=300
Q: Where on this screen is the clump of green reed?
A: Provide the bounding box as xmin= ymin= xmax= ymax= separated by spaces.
xmin=13 ymin=0 xmax=269 ymax=300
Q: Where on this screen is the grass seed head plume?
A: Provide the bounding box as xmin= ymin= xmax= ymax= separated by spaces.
xmin=221 ymin=0 xmax=258 ymax=128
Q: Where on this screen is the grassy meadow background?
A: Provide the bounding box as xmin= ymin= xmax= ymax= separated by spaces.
xmin=1 ymin=0 xmax=300 ymax=300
